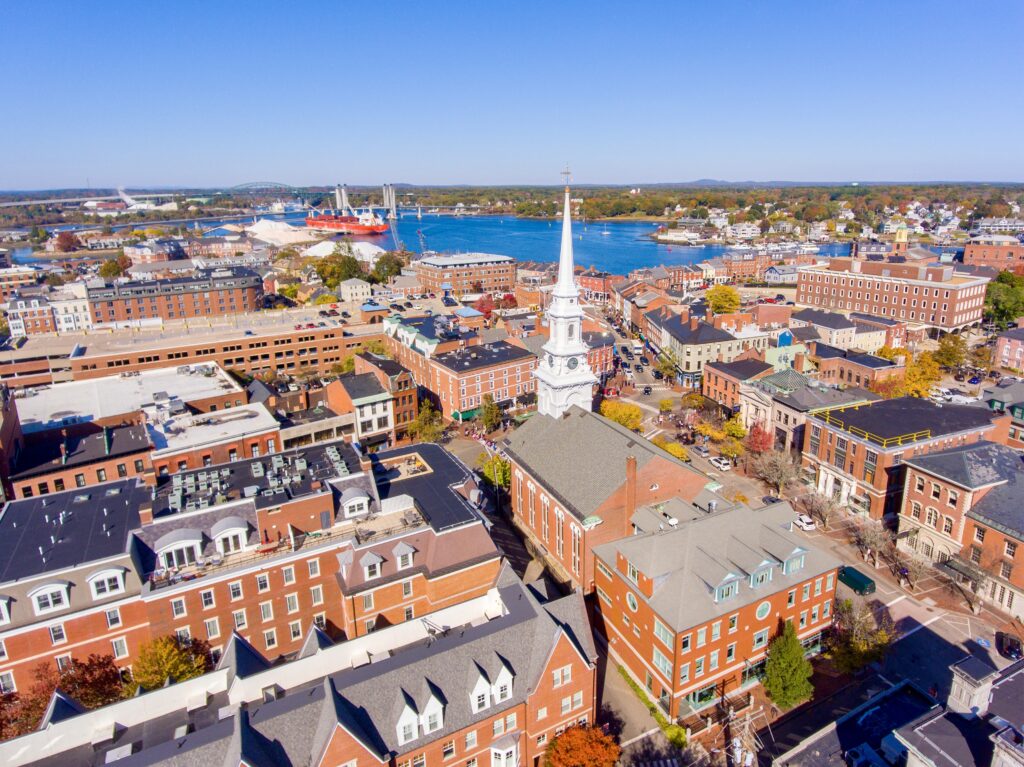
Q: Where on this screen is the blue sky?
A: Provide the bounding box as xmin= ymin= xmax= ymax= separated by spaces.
xmin=1 ymin=1 xmax=1022 ymax=188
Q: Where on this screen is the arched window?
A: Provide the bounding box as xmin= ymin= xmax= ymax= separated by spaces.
xmin=567 ymin=323 xmax=575 ymax=340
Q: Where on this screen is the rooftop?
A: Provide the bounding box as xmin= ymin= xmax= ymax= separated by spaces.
xmin=9 ymin=424 xmax=151 ymax=481
xmin=337 ymin=372 xmax=388 ymax=402
xmin=417 ymin=252 xmax=514 ymax=268
xmin=0 ymin=479 xmax=148 ymax=582
xmin=432 ymin=340 xmax=535 ymax=373
xmin=661 ymin=315 xmax=735 ymax=345
xmin=147 ymin=403 xmax=280 ymax=457
xmin=706 ymin=358 xmax=774 ymax=381
xmin=811 ymin=342 xmax=897 ymax=369
xmin=812 ymin=398 xmax=997 ymax=448
xmin=793 ymin=308 xmax=857 ymax=330
xmin=14 ymin=364 xmax=242 ymax=434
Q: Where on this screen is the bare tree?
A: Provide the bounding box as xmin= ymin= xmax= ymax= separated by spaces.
xmin=752 ymin=452 xmax=799 ymax=495
xmin=900 ymin=556 xmax=931 ymax=591
xmin=949 ymin=548 xmax=1002 ymax=614
xmin=800 ymin=492 xmax=839 ymax=530
xmin=852 ymin=520 xmax=892 ymax=569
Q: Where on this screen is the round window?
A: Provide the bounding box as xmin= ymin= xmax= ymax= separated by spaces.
xmin=755 ymin=601 xmax=771 ymax=621
xmin=626 ymin=592 xmax=639 ymax=612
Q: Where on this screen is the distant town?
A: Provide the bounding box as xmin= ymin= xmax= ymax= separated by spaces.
xmin=0 ymin=181 xmax=1022 ymax=767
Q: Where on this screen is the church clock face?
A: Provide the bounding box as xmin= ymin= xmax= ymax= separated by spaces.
xmin=547 ymin=354 xmax=554 ymax=367
xmin=567 ymin=357 xmax=579 ymax=370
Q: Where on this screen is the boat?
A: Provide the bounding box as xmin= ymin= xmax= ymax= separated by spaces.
xmin=305 ymin=209 xmax=388 ymax=235
xmin=601 ymin=223 xmax=610 ymax=236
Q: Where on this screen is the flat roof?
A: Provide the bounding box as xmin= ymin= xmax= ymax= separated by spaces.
xmin=432 ymin=341 xmax=535 ymax=373
xmin=0 ymin=479 xmax=147 ymax=582
xmin=14 ymin=364 xmax=241 ymax=433
xmin=417 ymin=253 xmax=514 ymax=268
xmin=147 ymin=403 xmax=280 ymax=457
xmin=10 ymin=425 xmax=151 ymax=481
xmin=812 ymin=398 xmax=996 ymax=447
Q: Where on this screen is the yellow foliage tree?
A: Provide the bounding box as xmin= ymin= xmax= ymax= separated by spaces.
xmin=652 ymin=436 xmax=690 ymax=462
xmin=129 ymin=637 xmax=209 ymax=693
xmin=902 ymin=351 xmax=941 ymax=398
xmin=718 ymin=437 xmax=745 ymax=461
xmin=706 ymin=285 xmax=741 ymax=315
xmin=695 ymin=420 xmax=725 ymax=442
xmin=722 ymin=414 xmax=747 ymax=440
xmin=599 ymin=400 xmax=644 ymax=432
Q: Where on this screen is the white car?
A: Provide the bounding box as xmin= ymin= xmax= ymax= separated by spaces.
xmin=794 ymin=513 xmax=816 ymax=531
xmin=709 ymin=457 xmax=732 ymax=471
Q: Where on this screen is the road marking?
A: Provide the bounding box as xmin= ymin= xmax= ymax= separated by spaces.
xmin=886 ymin=595 xmax=907 ymax=607
xmin=898 ymin=614 xmax=943 ymax=640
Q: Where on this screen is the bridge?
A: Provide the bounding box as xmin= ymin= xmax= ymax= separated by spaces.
xmin=0 ymin=191 xmax=182 ymax=208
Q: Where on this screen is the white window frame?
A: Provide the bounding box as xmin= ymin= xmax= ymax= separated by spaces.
xmin=111 ymin=636 xmax=129 ymax=659
xmin=88 ymin=569 xmax=126 ymax=600
xmin=30 ymin=583 xmax=70 ymax=616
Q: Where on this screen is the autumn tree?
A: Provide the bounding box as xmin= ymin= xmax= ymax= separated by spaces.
xmin=372 ymin=252 xmax=406 ymax=283
xmin=657 ymin=351 xmax=679 ymax=379
xmin=652 ymin=435 xmax=690 ymax=462
xmin=658 ymin=397 xmax=675 ymax=413
xmin=902 ymin=351 xmax=941 ymax=398
xmin=753 ymin=452 xmax=799 ymax=494
xmin=745 ymin=422 xmax=774 ymax=454
xmin=480 ymin=394 xmax=502 ymax=432
xmin=705 ymin=284 xmax=741 ymax=315
xmin=763 ymin=621 xmax=814 ymax=709
xmin=933 ymin=333 xmax=967 ymax=369
xmin=316 ymin=251 xmax=364 ymax=288
xmin=969 ymin=344 xmax=994 ymax=372
xmin=476 ymin=452 xmax=511 ymax=489
xmin=874 ymin=345 xmax=903 ymax=362
xmin=98 ymin=258 xmax=124 ymax=279
xmin=722 ymin=414 xmax=747 ymax=440
xmin=599 ymin=400 xmax=644 ymax=431
xmin=54 ymin=231 xmax=82 ymax=252
xmin=718 ymin=437 xmax=745 ymax=462
xmin=852 ymin=519 xmax=891 ymax=568
xmin=473 ymin=294 xmax=497 ymax=319
xmin=801 ymin=491 xmax=840 ymax=530
xmin=407 ymin=399 xmax=445 ymax=443
xmin=58 ymin=654 xmax=125 ymax=709
xmin=129 ymin=636 xmax=211 ymax=693
xmin=544 ymin=725 xmax=621 ymax=767
xmin=826 ymin=599 xmax=895 ymax=673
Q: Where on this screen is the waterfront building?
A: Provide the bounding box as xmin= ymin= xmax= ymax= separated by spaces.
xmin=0 ymin=266 xmax=40 ymax=301
xmin=801 ymin=398 xmax=1008 ymax=520
xmin=87 ymin=266 xmax=263 ymax=327
xmin=975 ymin=217 xmax=1024 ymax=235
xmin=414 ymin=253 xmax=516 ymax=298
xmin=122 ymin=238 xmax=187 ymax=265
xmin=963 ymin=234 xmax=1024 ymax=271
xmin=795 ymin=257 xmax=989 ymax=334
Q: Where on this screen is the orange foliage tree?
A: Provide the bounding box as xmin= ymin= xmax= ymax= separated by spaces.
xmin=544 ymin=725 xmax=621 ymax=767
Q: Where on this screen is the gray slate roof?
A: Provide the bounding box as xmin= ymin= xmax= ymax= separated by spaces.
xmin=504 ymin=407 xmax=704 ymax=521
xmin=793 ymin=308 xmax=856 ymax=330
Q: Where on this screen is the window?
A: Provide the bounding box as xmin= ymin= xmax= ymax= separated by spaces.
xmin=282 ymin=566 xmax=295 ymax=585
xmin=399 ymin=552 xmax=413 ymax=569
xmin=264 ymin=629 xmax=277 ymax=649
xmin=405 ymin=606 xmax=415 ymax=621
xmin=365 ymin=562 xmax=380 ymax=579
xmin=286 ymin=593 xmax=299 ymax=614
xmin=105 ymin=608 xmax=121 ymax=629
xmin=256 ymin=574 xmax=270 ymax=593
xmin=654 ymin=618 xmax=673 ymax=647
xmin=111 ymin=637 xmax=128 ymax=659
xmin=627 ymin=561 xmax=639 ymax=584
xmin=466 ymin=731 xmax=477 ymax=749
xmin=171 ymin=598 xmax=187 ymax=618
xmin=494 ymin=718 xmax=505 ymax=736
xmin=233 ymin=609 xmax=247 ymax=630
xmin=443 ymin=741 xmax=455 ymax=760
xmin=260 ymin=601 xmax=274 ymax=622
xmin=229 ymin=581 xmax=243 ymax=601
xmin=711 ymin=621 xmax=721 ymax=640
xmin=205 ymin=618 xmax=220 ymax=639
xmin=626 ymin=592 xmax=639 ymax=612
xmin=0 ymin=672 xmax=14 ymax=694
xmin=823 ymin=600 xmax=831 ymax=618
xmin=709 ymin=650 xmax=719 ymax=670
xmin=311 ymin=585 xmax=324 ymax=605
xmin=536 ymin=707 xmax=547 ymax=721
xmin=308 ymin=559 xmax=320 ymax=577
xmin=729 ymin=614 xmax=738 ymax=633
xmin=679 ymin=663 xmax=689 ymax=683
xmin=696 ymin=627 xmax=707 ymax=647
xmin=32 ymin=585 xmax=68 ymax=615
xmin=552 ymin=665 xmax=571 ymax=687
xmin=814 ymin=578 xmax=822 ymax=596
xmin=787 ymin=589 xmax=796 ymax=607
xmin=727 ymin=643 xmax=736 ymax=662
xmin=1001 ymin=562 xmax=1013 ymax=580
xmin=1007 ymin=541 xmax=1018 ymax=558
xmin=362 ymin=593 xmax=374 ymax=611
xmin=799 ymin=611 xmax=808 ymax=628
xmin=943 ymin=517 xmax=954 ymax=535
xmin=753 ymin=629 xmax=769 ymax=649
xmin=681 ymin=634 xmax=691 ymax=653
xmin=653 ymin=647 xmax=672 ymax=677
xmin=948 ymin=490 xmax=958 ymax=508
xmin=801 ymin=583 xmax=810 ymax=601
xmin=694 ymin=657 xmax=704 ymax=677
xmin=403 ymin=580 xmax=413 ymax=598
xmin=90 ymin=570 xmax=124 ymax=599
xmin=975 ymin=528 xmax=987 ymax=544
xmin=49 ymin=624 xmax=67 ymax=645
xmin=506 ymin=712 xmax=517 ymax=730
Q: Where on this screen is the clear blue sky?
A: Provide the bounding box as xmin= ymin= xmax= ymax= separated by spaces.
xmin=2 ymin=1 xmax=1022 ymax=189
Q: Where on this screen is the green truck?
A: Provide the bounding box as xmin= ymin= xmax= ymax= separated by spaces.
xmin=837 ymin=566 xmax=876 ymax=595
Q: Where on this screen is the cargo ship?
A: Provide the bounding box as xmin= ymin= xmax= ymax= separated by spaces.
xmin=305 ymin=184 xmax=389 ymax=235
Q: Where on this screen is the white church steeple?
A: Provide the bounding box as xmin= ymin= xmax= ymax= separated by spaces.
xmin=533 ymin=175 xmax=597 ymax=419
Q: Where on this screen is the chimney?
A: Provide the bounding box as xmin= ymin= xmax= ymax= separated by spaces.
xmin=793 ymin=352 xmax=805 ymax=371
xmin=690 ymin=316 xmax=700 ymax=332
xmin=625 ymin=455 xmax=637 ymax=523
xmin=139 ymin=498 xmax=154 ymax=525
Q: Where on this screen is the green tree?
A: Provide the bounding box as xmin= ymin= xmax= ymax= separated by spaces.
xmin=763 ymin=621 xmax=814 ymax=709
xmin=407 ymin=400 xmax=445 ymax=443
xmin=480 ymin=394 xmax=502 ymax=432
xmin=316 ymin=251 xmax=364 ymax=288
xmin=313 ymin=293 xmax=337 ymax=305
xmin=657 ymin=351 xmax=679 ymax=379
xmin=705 ymin=284 xmax=741 ymax=315
xmin=279 ymin=283 xmax=300 ymax=300
xmin=985 ymin=271 xmax=1024 ymax=327
xmin=933 ymin=333 xmax=967 ymax=369
xmin=98 ymin=258 xmax=124 ymax=279
xmin=476 ymin=452 xmax=511 ymax=489
xmin=45 ymin=273 xmax=66 ymax=287
xmin=129 ymin=636 xmax=211 ymax=693
xmin=722 ymin=414 xmax=747 ymax=440
xmin=599 ymin=400 xmax=644 ymax=431
xmin=372 ymin=252 xmax=406 ymax=283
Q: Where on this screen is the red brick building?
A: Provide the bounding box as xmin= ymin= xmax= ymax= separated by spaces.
xmin=0 ymin=267 xmax=40 ymax=301
xmin=354 ymin=352 xmax=419 ymax=442
xmin=414 ymin=253 xmax=516 ymax=297
xmin=795 ymin=258 xmax=990 ymax=333
xmin=593 ymin=502 xmax=838 ymax=718
xmin=87 ymin=266 xmax=263 ymax=326
xmin=805 ymin=341 xmax=904 ymax=389
xmin=0 ymin=442 xmax=502 ymax=694
xmin=801 ymin=398 xmax=1008 ymax=520
xmin=896 ymin=441 xmax=1022 ymax=620
xmin=963 ymin=234 xmax=1024 ymax=272
xmin=702 ymin=358 xmax=774 ymax=413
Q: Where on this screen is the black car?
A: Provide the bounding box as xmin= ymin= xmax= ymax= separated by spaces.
xmin=620 ymin=344 xmax=630 ymax=354
xmin=341 ymin=311 xmax=351 ymax=318
xmin=652 ymin=370 xmax=664 ymax=380
xmin=996 ymin=631 xmax=1023 ymax=661
xmin=639 ymin=356 xmax=651 ymax=366
xmin=762 ymin=495 xmax=782 ymax=505
xmin=404 ymin=301 xmax=413 ymax=308
xmin=642 ymin=385 xmax=653 ymax=395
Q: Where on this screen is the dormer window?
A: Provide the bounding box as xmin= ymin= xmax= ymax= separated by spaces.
xmin=715 ymin=579 xmax=740 ymax=602
xmin=627 ymin=561 xmax=639 ymax=584
xmin=475 ymin=692 xmax=488 ymax=711
xmin=399 ymin=722 xmax=415 ymax=743
xmin=88 ymin=569 xmax=125 ymax=600
xmin=425 ymin=711 xmax=441 ymax=733
xmin=399 ymin=552 xmax=412 ymax=569
xmin=750 ymin=566 xmax=773 ymax=588
xmin=495 ymin=683 xmax=510 ymax=702
xmin=782 ymin=554 xmax=805 ymax=575
xmin=365 ymin=562 xmax=380 ymax=579
xmin=0 ymin=597 xmax=11 ymax=626
xmin=30 ymin=584 xmax=70 ymax=616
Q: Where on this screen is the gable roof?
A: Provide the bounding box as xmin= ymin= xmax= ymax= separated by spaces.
xmin=793 ymin=308 xmax=856 ymax=330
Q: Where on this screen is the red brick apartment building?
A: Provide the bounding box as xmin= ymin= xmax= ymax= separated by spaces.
xmin=963 ymin=234 xmax=1024 ymax=271
xmin=384 ymin=314 xmax=537 ymax=420
xmin=0 ymin=442 xmax=502 ymax=694
xmin=795 ymin=258 xmax=990 ymax=333
xmin=354 ymin=352 xmax=419 ymax=442
xmin=504 ymin=407 xmax=710 ymax=592
xmin=805 ymin=341 xmax=904 ymax=389
xmin=801 ymin=398 xmax=1008 ymax=520
xmin=702 ymin=358 xmax=774 ymax=413
xmin=593 ymin=503 xmax=838 ymax=718
xmin=0 ymin=567 xmax=598 ymax=767
xmin=995 ymin=326 xmax=1024 ymax=371
xmin=0 ymin=322 xmax=387 ymax=389
xmin=896 ymin=441 xmax=1023 ymax=620
xmin=87 ymin=266 xmax=263 ymax=325
xmin=414 ymin=253 xmax=516 ymax=297
xmin=0 ymin=266 xmax=40 ymax=301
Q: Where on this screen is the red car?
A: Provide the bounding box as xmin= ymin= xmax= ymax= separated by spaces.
xmin=602 ymin=387 xmax=620 ymax=398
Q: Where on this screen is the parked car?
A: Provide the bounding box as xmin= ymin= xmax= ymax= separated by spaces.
xmin=694 ymin=445 xmax=711 ymax=458
xmin=639 ymin=356 xmax=651 ymax=366
xmin=642 ymin=385 xmax=653 ymax=395
xmin=775 ymin=294 xmax=786 ymax=302
xmin=341 ymin=311 xmax=351 ymax=318
xmin=793 ymin=513 xmax=816 ymax=531
xmin=954 ymin=373 xmax=966 ymax=382
xmin=404 ymin=301 xmax=413 ymax=308
xmin=761 ymin=495 xmax=782 ymax=505
xmin=652 ymin=370 xmax=664 ymax=380
xmin=602 ymin=387 xmax=620 ymax=398
xmin=837 ymin=566 xmax=876 ymax=595
xmin=620 ymin=362 xmax=631 ymax=370
xmin=996 ymin=631 xmax=1023 ymax=661
xmin=709 ymin=456 xmax=732 ymax=471
xmin=968 ymin=376 xmax=982 ymax=385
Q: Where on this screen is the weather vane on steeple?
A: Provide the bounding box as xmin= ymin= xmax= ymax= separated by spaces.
xmin=561 ymin=164 xmax=572 ymax=190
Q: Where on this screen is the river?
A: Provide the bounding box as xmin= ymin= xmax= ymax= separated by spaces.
xmin=8 ymin=212 xmax=852 ymax=274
